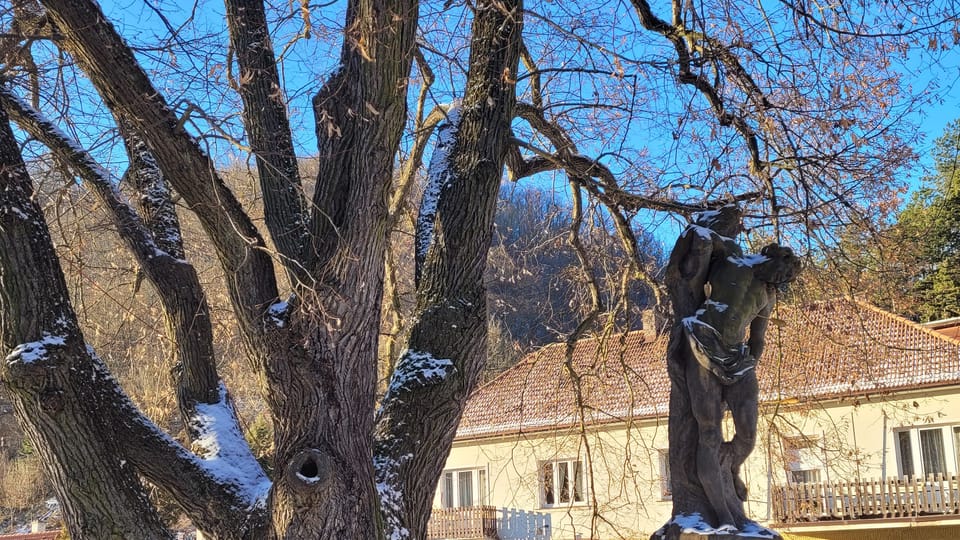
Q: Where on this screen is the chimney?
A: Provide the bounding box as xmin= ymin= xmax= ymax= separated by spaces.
xmin=642 ymin=307 xmax=669 ymax=342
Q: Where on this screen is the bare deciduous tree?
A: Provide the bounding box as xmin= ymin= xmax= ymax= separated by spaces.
xmin=0 ymin=0 xmax=955 ymax=538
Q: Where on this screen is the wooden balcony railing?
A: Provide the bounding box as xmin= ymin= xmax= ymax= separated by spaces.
xmin=0 ymin=533 xmax=61 ymax=540
xmin=772 ymin=474 xmax=960 ymax=523
xmin=427 ymin=505 xmax=499 ymax=539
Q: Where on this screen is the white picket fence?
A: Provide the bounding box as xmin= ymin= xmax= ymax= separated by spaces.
xmin=427 ymin=506 xmax=552 ymax=540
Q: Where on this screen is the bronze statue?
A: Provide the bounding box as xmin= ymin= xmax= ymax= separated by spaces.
xmin=654 ymin=205 xmax=800 ymax=539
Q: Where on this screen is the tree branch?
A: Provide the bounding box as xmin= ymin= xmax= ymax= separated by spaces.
xmin=0 ymin=88 xmax=271 ymax=537
xmin=630 ymin=0 xmax=780 ymax=228
xmin=0 ymin=97 xmax=174 ymax=540
xmin=225 ymin=0 xmax=310 ymax=282
xmin=38 ymin=0 xmax=281 ymax=339
xmin=373 ymin=1 xmax=524 ymax=538
xmin=509 ymin=105 xmax=763 ymax=216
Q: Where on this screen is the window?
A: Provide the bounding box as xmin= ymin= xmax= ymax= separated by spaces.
xmin=954 ymin=427 xmax=960 ymax=471
xmin=784 ymin=436 xmax=825 ymax=485
xmin=895 ymin=424 xmax=960 ymax=479
xmin=439 ymin=468 xmax=487 ymax=508
xmin=920 ymin=428 xmax=947 ymax=475
xmin=897 ymin=431 xmax=914 ymax=477
xmin=658 ymin=450 xmax=672 ymax=499
xmin=540 ymin=459 xmax=585 ymax=507
xmin=790 ymin=469 xmax=822 ymax=484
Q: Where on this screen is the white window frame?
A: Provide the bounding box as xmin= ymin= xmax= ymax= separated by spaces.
xmin=783 ymin=435 xmax=825 ymax=485
xmin=539 ymin=458 xmax=587 ymax=508
xmin=439 ymin=467 xmax=488 ymax=509
xmin=894 ymin=424 xmax=960 ymax=479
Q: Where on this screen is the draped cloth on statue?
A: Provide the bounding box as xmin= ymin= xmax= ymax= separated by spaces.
xmin=682 ymin=316 xmax=756 ymax=385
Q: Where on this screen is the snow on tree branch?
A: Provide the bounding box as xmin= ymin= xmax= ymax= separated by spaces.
xmin=415 ymin=103 xmax=462 ymax=282
xmin=4 ymin=334 xmax=66 ymax=366
xmin=373 ymin=452 xmax=413 ymax=540
xmin=189 ymin=383 xmax=272 ymax=507
xmin=383 ymin=349 xmax=456 ymax=402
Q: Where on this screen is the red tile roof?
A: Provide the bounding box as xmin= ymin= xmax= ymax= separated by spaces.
xmin=457 ymin=300 xmax=960 ymax=440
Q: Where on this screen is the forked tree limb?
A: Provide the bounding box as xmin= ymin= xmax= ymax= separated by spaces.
xmin=0 ymin=87 xmax=271 ymax=538
xmin=373 ymin=0 xmax=524 ymax=538
xmin=39 ymin=0 xmax=282 ymax=339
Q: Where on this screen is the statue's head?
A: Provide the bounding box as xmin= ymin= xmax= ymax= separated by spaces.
xmin=756 ymin=243 xmax=801 ymax=289
xmin=692 ymin=204 xmax=742 ymax=237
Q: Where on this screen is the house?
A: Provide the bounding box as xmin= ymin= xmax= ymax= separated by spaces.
xmin=428 ymin=300 xmax=960 ymax=540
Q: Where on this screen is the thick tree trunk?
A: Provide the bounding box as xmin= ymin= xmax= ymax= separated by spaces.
xmin=8 ymin=0 xmax=520 ymax=537
xmin=254 ymin=0 xmax=421 ymax=536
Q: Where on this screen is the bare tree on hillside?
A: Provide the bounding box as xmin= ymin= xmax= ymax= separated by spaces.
xmin=0 ymin=0 xmax=956 ymax=538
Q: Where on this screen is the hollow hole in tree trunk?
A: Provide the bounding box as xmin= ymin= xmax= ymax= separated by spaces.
xmin=299 ymin=458 xmax=319 ymax=479
xmin=287 ymin=448 xmax=330 ymax=491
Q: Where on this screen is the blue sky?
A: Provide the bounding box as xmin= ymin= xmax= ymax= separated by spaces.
xmin=97 ymin=0 xmax=960 ymax=240
xmin=102 ymin=1 xmax=960 ymax=162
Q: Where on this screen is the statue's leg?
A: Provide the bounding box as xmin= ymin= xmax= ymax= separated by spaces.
xmin=726 ymin=373 xmax=758 ymax=471
xmin=724 ymin=372 xmax=759 ymax=504
xmin=686 ymin=360 xmax=736 ymax=528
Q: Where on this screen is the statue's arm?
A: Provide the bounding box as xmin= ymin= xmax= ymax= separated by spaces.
xmin=665 ymin=229 xmax=714 ymax=317
xmin=747 ymin=299 xmax=774 ymax=360
xmin=665 ymin=227 xmax=714 ymax=302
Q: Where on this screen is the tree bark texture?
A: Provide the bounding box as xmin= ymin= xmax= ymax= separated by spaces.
xmin=373 ymin=1 xmax=523 ymax=538
xmin=0 ymin=99 xmax=173 ymax=540
xmin=1 ymin=90 xmax=222 ymax=432
xmin=224 ymin=0 xmax=309 ymax=276
xmin=0 ymin=0 xmax=525 ymax=537
xmin=0 ymin=89 xmax=271 ymax=538
xmin=38 ymin=0 xmax=281 ymax=341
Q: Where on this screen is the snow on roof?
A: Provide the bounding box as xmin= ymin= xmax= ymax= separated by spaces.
xmin=456 ymin=299 xmax=960 ymax=440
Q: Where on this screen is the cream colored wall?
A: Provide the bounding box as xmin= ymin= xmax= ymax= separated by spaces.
xmin=441 ymin=419 xmax=674 ymax=539
xmin=439 ymin=385 xmax=960 ymax=539
xmin=761 ymin=385 xmax=960 ymax=484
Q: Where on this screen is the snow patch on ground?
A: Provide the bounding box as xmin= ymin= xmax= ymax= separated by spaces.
xmin=189 ymin=383 xmax=271 ymax=505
